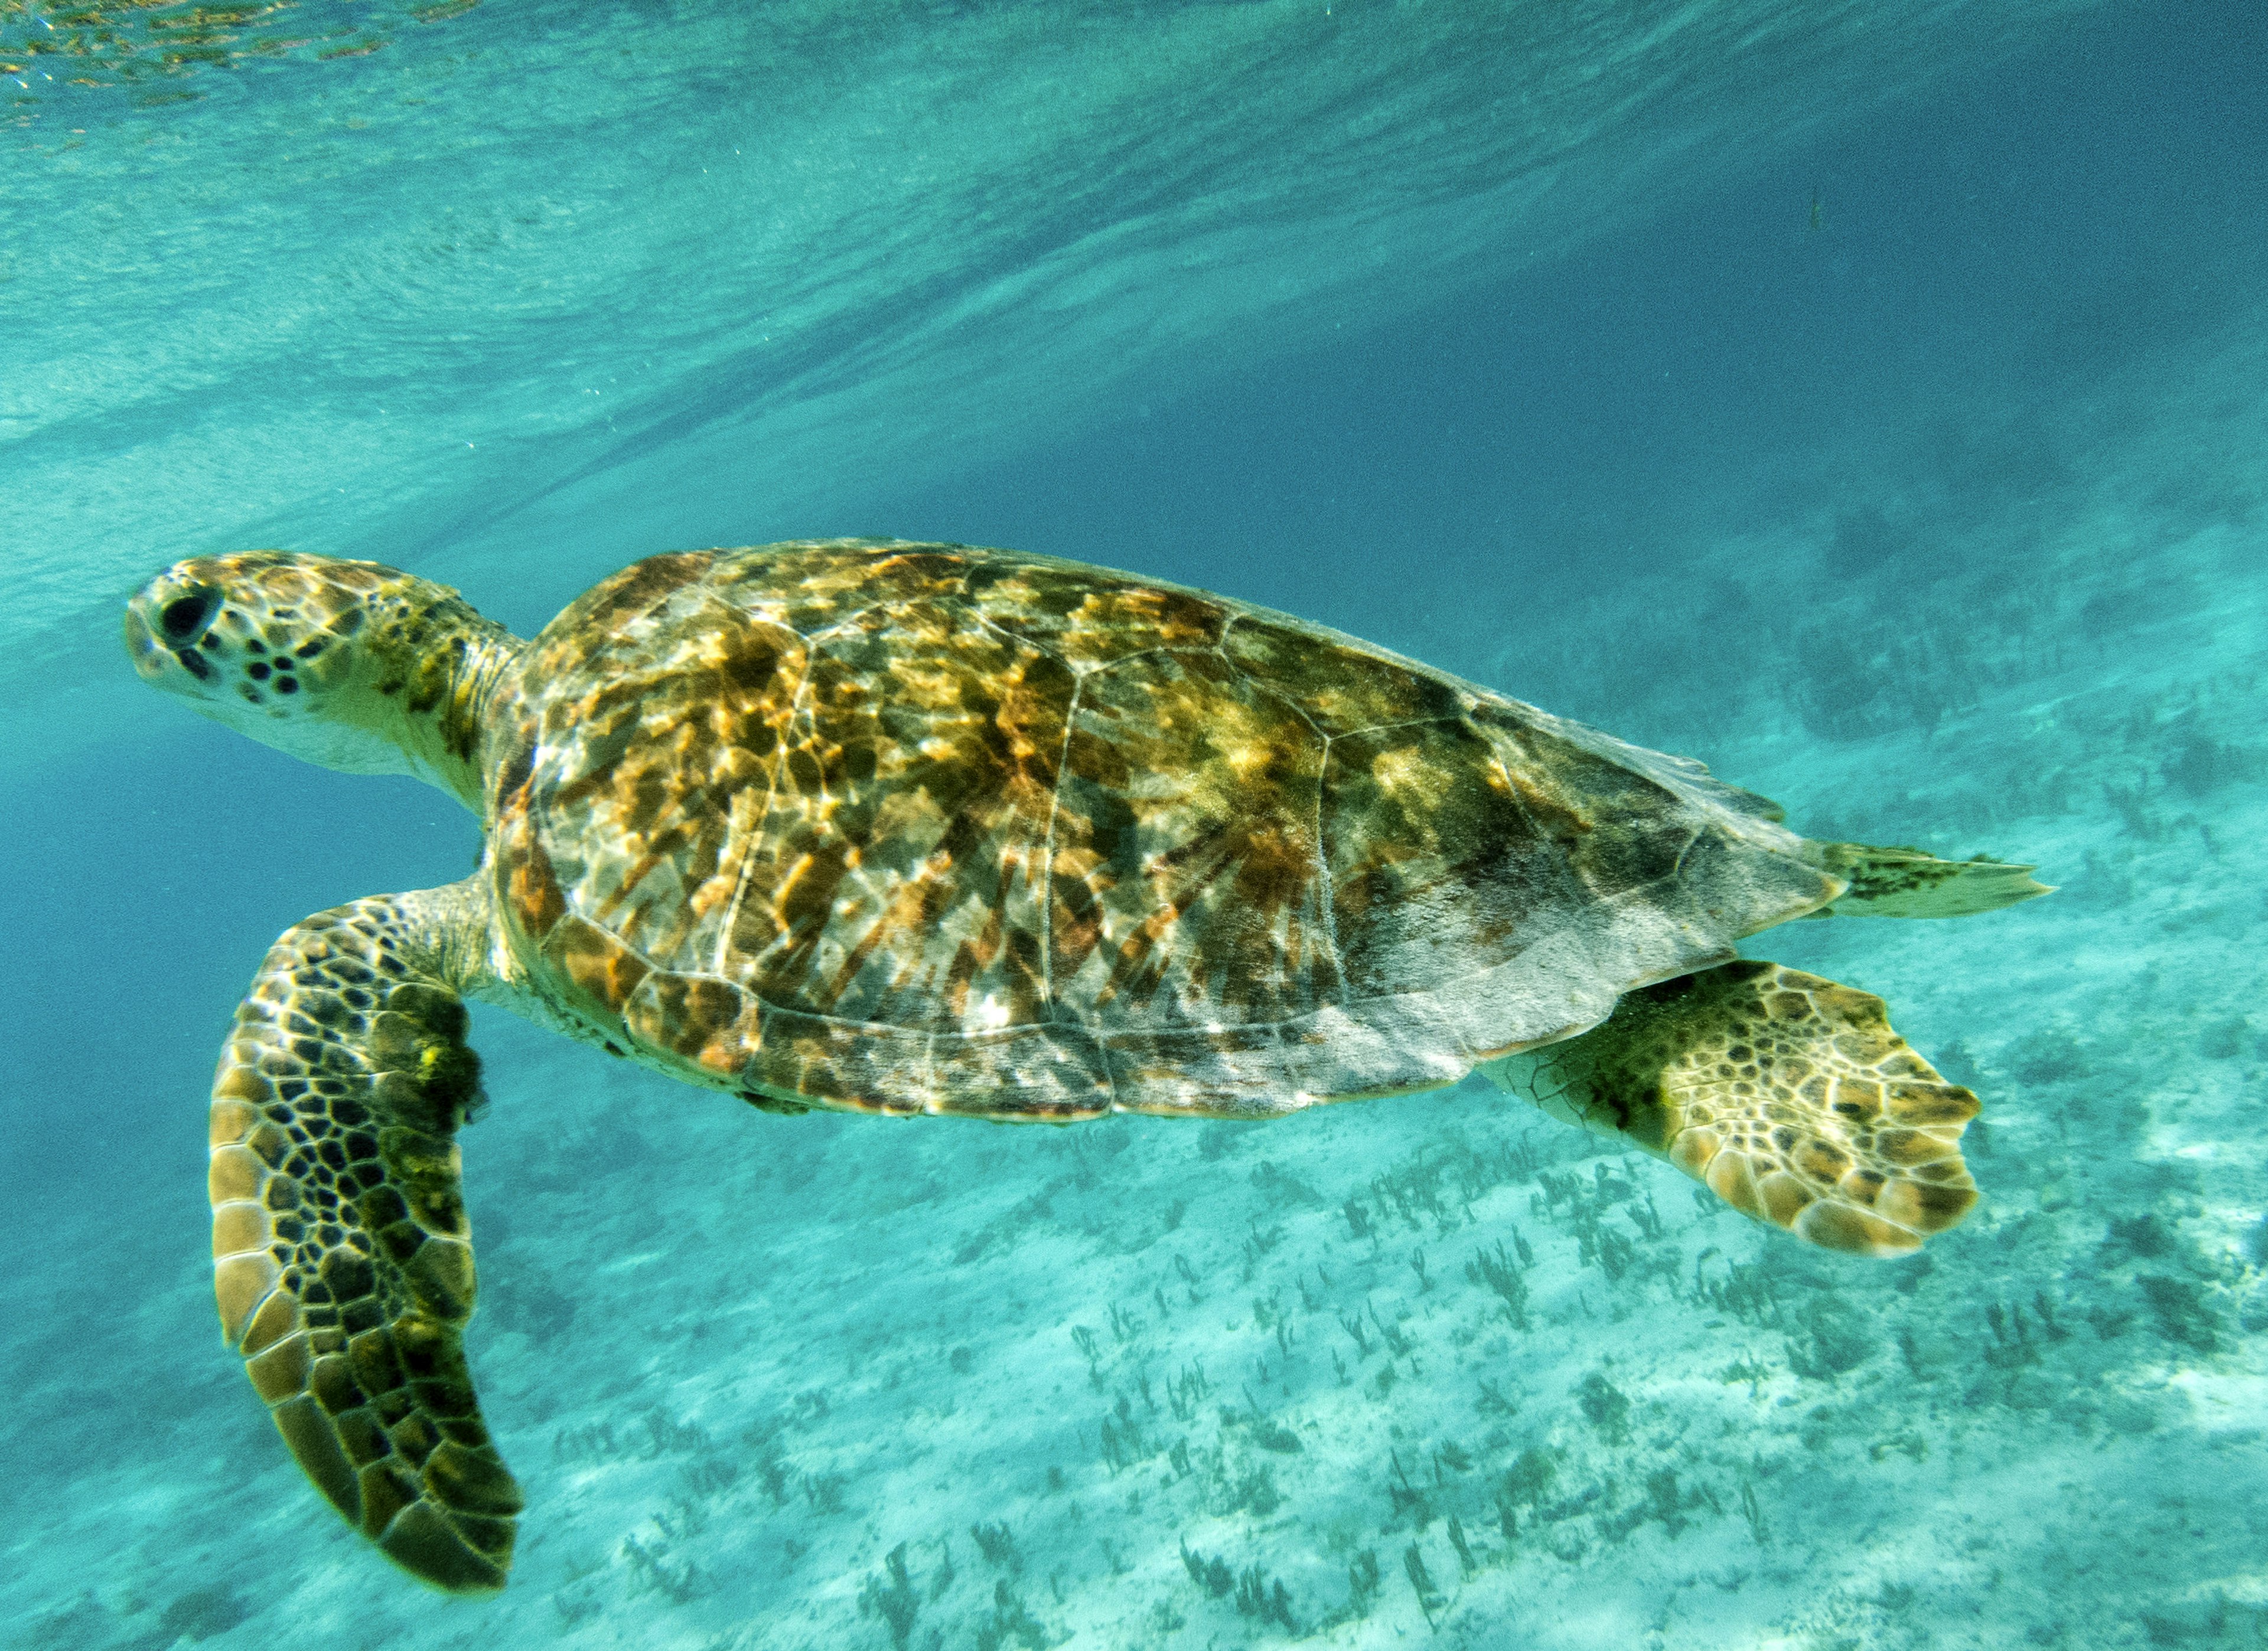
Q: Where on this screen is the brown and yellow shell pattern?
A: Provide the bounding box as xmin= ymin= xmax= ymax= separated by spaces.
xmin=484 ymin=541 xmax=1841 ymax=1120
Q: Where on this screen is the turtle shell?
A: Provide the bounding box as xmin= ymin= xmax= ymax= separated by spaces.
xmin=486 ymin=541 xmax=1838 ymax=1119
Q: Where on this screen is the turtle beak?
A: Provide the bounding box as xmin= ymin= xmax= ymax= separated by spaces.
xmin=125 ymin=572 xmax=223 ymax=693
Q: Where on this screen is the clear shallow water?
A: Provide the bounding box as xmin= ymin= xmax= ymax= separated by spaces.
xmin=5 ymin=2 xmax=2267 ymax=1647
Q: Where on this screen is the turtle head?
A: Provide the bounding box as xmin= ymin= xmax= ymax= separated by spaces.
xmin=125 ymin=550 xmax=520 ymax=810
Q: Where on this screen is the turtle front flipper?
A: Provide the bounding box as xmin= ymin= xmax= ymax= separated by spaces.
xmin=206 ymin=880 xmax=521 ymax=1593
xmin=1482 ymin=961 xmax=1980 ymax=1256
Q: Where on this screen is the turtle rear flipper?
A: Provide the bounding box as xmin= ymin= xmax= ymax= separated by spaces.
xmin=1808 ymin=841 xmax=2051 ymax=918
xmin=1482 ymin=961 xmax=1979 ymax=1256
xmin=207 ymin=881 xmax=520 ymax=1593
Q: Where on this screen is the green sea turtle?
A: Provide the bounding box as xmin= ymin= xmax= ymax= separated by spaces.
xmin=125 ymin=539 xmax=2045 ymax=1593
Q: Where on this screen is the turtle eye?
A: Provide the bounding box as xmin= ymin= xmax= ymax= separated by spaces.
xmin=159 ymin=585 xmax=220 ymax=642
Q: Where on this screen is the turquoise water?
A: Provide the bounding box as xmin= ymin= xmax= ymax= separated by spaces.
xmin=6 ymin=1 xmax=2267 ymax=1645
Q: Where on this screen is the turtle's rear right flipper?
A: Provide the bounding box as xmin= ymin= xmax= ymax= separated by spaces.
xmin=1807 ymin=841 xmax=2051 ymax=918
xmin=207 ymin=882 xmax=521 ymax=1593
xmin=1483 ymin=960 xmax=1980 ymax=1256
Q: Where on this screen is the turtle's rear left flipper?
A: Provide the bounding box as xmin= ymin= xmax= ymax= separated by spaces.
xmin=1807 ymin=841 xmax=2051 ymax=918
xmin=207 ymin=880 xmax=521 ymax=1593
xmin=1483 ymin=961 xmax=1980 ymax=1255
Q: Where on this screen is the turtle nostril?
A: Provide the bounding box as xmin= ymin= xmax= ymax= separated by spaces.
xmin=159 ymin=587 xmax=219 ymax=642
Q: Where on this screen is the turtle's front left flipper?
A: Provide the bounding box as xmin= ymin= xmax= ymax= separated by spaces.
xmin=207 ymin=880 xmax=522 ymax=1593
xmin=1483 ymin=960 xmax=1980 ymax=1256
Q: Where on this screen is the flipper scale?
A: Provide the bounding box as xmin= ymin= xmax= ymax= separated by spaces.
xmin=206 ymin=880 xmax=519 ymax=1593
xmin=1484 ymin=960 xmax=1980 ymax=1256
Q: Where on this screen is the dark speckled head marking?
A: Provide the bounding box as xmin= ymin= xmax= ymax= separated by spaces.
xmin=126 ymin=551 xmax=520 ymax=808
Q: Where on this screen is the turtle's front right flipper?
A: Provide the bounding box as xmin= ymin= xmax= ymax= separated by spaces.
xmin=206 ymin=880 xmax=521 ymax=1593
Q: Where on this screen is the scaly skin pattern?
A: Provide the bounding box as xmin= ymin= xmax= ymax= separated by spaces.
xmin=122 ymin=549 xmax=514 ymax=804
xmin=207 ymin=882 xmax=522 ymax=1593
xmin=485 ymin=541 xmax=1845 ymax=1119
xmin=1488 ymin=960 xmax=1980 ymax=1256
